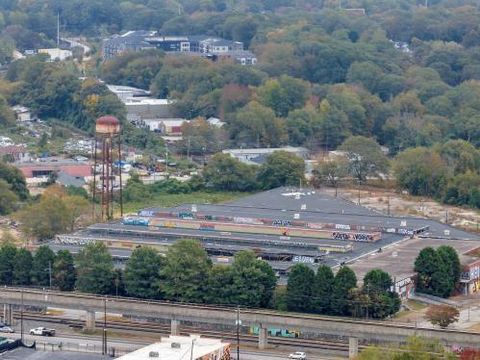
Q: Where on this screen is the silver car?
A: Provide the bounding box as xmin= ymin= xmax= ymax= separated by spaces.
xmin=0 ymin=326 xmax=14 ymax=333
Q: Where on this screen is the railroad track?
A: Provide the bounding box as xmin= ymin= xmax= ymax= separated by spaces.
xmin=16 ymin=312 xmax=354 ymax=352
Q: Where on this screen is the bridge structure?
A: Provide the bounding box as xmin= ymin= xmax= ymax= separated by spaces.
xmin=1 ymin=288 xmax=480 ymax=359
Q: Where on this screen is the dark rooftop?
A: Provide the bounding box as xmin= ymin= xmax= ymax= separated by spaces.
xmin=0 ymin=348 xmax=107 ymax=360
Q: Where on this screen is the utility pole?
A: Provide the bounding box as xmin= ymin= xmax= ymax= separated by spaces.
xmin=57 ymin=12 xmax=60 ymax=48
xmin=387 ymin=195 xmax=391 ymax=216
xmin=49 ymin=261 xmax=52 ymax=289
xmin=236 ymin=306 xmax=241 ymax=360
xmin=187 ymin=136 xmax=191 ymax=160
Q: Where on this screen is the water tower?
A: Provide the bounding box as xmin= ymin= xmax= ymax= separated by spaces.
xmin=92 ymin=115 xmax=123 ymax=221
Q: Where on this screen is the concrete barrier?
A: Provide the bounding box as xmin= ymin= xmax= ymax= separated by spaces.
xmin=1 ymin=288 xmax=480 ymax=350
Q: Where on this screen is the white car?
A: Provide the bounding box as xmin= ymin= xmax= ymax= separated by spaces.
xmin=29 ymin=327 xmax=55 ymax=336
xmin=289 ymin=352 xmax=307 ymax=359
xmin=0 ymin=326 xmax=14 ymax=333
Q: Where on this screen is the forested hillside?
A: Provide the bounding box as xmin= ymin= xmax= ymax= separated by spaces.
xmin=0 ymin=0 xmax=479 ymax=207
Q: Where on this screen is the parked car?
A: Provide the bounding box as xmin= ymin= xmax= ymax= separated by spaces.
xmin=0 ymin=325 xmax=14 ymax=333
xmin=289 ymin=352 xmax=307 ymax=359
xmin=29 ymin=327 xmax=55 ymax=336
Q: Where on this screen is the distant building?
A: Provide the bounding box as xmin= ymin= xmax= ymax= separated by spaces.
xmin=101 ymin=31 xmax=256 ymax=65
xmin=116 ymin=335 xmax=231 ymax=360
xmin=124 ymin=97 xmax=174 ymax=123
xmin=106 ymin=85 xmax=151 ymax=102
xmin=207 ymin=117 xmax=225 ymax=128
xmin=38 ymin=48 xmax=73 ymax=61
xmin=460 ymin=252 xmax=480 ymax=295
xmin=0 ymin=145 xmax=29 ymax=162
xmin=223 ymin=146 xmax=309 ymax=165
xmin=141 ymin=118 xmax=187 ymax=135
xmin=101 ymin=30 xmax=156 ymax=60
xmin=11 ymin=105 xmax=32 ymax=122
xmin=16 ymin=159 xmax=91 ymax=187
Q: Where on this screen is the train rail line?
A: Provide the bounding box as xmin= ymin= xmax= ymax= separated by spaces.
xmin=16 ymin=312 xmax=354 ymax=353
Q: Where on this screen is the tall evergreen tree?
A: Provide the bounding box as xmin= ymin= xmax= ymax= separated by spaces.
xmin=331 ymin=266 xmax=357 ymax=316
xmin=286 ymin=264 xmax=315 ymax=312
xmin=313 ymin=265 xmax=335 ymax=314
xmin=0 ymin=243 xmax=17 ymax=285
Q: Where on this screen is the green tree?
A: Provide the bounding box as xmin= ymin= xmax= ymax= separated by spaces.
xmin=17 ymin=185 xmax=89 ymax=240
xmin=312 ymin=265 xmax=335 ymax=315
xmin=205 ymin=265 xmax=234 ymax=305
xmin=0 ymin=179 xmax=19 ymax=215
xmin=257 ymin=75 xmax=309 ymax=117
xmin=393 ymin=147 xmax=449 ymax=197
xmin=340 ymin=136 xmax=389 ymax=183
xmin=203 ymin=153 xmax=258 ymax=191
xmin=229 ymin=250 xmax=277 ymax=308
xmin=286 ymin=264 xmax=315 ymax=312
xmin=0 ymin=161 xmax=28 ymax=200
xmin=0 ymin=243 xmax=17 ymax=285
xmin=443 ymin=172 xmax=480 ymax=209
xmin=257 ymin=151 xmax=305 ymax=189
xmin=53 ymin=250 xmax=76 ymax=291
xmin=331 ymin=266 xmax=357 ymax=316
xmin=414 ymin=247 xmax=439 ymax=293
xmin=363 ymin=269 xmax=400 ymax=319
xmin=13 ymin=248 xmax=33 ymax=285
xmin=313 ymin=158 xmax=348 ymax=196
xmin=229 ymin=101 xmax=288 ymax=148
xmin=124 ymin=247 xmax=164 ymax=299
xmin=76 ymin=242 xmax=115 ymax=295
xmin=438 ymin=140 xmax=480 ymax=175
xmin=0 ymin=95 xmax=15 ymax=126
xmin=32 ymin=245 xmax=56 ymax=286
xmin=160 ymin=239 xmax=211 ymax=303
xmin=356 ymin=336 xmax=457 ymax=360
xmin=363 ymin=269 xmax=393 ymax=293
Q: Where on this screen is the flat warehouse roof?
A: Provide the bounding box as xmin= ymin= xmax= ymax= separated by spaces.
xmin=143 ymin=187 xmax=478 ymax=240
xmin=349 ymin=237 xmax=480 ymax=282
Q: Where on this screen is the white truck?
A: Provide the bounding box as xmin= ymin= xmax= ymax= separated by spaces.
xmin=289 ymin=352 xmax=307 ymax=359
xmin=29 ymin=327 xmax=56 ymax=336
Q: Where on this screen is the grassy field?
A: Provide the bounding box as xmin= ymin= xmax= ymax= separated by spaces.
xmin=121 ymin=191 xmax=249 ymax=214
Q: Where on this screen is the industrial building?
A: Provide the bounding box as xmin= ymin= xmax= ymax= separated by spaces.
xmin=52 ymin=187 xmax=479 ymax=285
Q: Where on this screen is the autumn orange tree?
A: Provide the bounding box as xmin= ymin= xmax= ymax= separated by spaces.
xmin=425 ymin=304 xmax=460 ymax=329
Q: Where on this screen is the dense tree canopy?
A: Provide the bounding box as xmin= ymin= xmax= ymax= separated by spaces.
xmin=75 ymin=242 xmax=115 ymax=295
xmin=124 ymin=247 xmax=164 ymax=299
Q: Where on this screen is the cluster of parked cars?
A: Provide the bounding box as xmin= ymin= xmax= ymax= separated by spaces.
xmin=0 ymin=324 xmax=56 ymax=337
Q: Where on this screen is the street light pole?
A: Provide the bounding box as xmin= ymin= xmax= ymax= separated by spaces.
xmin=189 ymin=338 xmax=196 ymax=360
xmin=103 ymin=297 xmax=107 ymax=355
xmin=20 ymin=290 xmax=24 ymax=343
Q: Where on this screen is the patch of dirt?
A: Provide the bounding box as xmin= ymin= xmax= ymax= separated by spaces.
xmin=323 ymin=187 xmax=480 ymax=233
